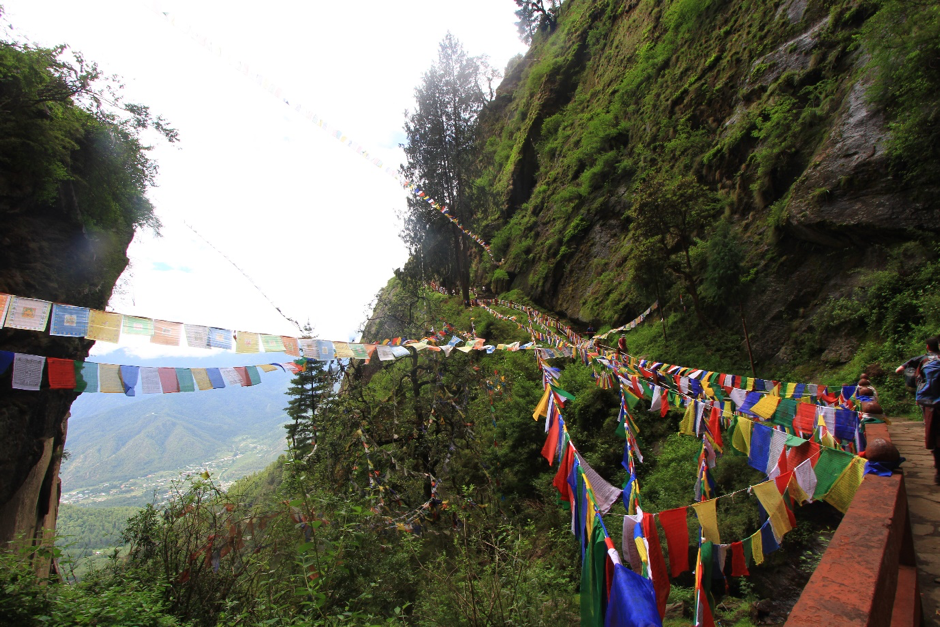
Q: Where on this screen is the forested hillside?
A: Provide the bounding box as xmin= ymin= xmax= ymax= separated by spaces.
xmin=2 ymin=1 xmax=939 ymax=626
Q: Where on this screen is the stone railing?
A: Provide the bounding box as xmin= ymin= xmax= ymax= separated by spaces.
xmin=786 ymin=423 xmax=922 ymax=626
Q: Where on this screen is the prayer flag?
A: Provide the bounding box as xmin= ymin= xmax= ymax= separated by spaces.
xmin=5 ymin=297 xmax=51 ymax=332
xmin=158 ymin=367 xmax=180 ymax=393
xmin=752 ymin=479 xmax=794 ymax=539
xmin=176 ymin=368 xmax=196 ymax=392
xmin=604 ymin=564 xmax=663 ymax=627
xmin=281 ymin=336 xmax=300 ymax=357
xmin=658 ymin=508 xmax=690 ymax=577
xmin=824 ymin=457 xmax=866 ymax=513
xmin=730 ymin=541 xmax=749 ymax=577
xmin=348 ymin=344 xmax=369 ymax=360
xmin=642 ymin=515 xmax=670 ymax=620
xmin=85 ymin=310 xmax=122 ymax=343
xmin=812 ymin=448 xmax=854 ymax=499
xmin=376 ymin=345 xmax=396 ymax=361
xmin=191 ymin=368 xmax=212 ymax=391
xmin=261 ymin=334 xmax=286 ymax=352
xmin=748 ymin=422 xmax=772 ymax=474
xmin=208 ymin=327 xmax=233 ymax=350
xmin=47 ymin=358 xmax=76 ymax=389
xmin=152 ymin=320 xmax=182 ymax=346
xmin=119 ymin=365 xmax=139 ymax=396
xmin=0 ymin=293 xmax=10 ymax=328
xmin=99 ymin=364 xmax=124 ymax=393
xmin=332 ymin=341 xmax=354 ymax=358
xmin=206 ymin=368 xmax=225 ymax=389
xmin=691 ymin=499 xmax=721 ymax=544
xmin=12 ymin=353 xmax=45 ymax=390
xmin=750 ymin=395 xmax=780 ymax=420
xmin=246 ymin=366 xmax=261 ymax=386
xmin=74 ymin=361 xmax=98 ymax=392
xmin=50 ymin=305 xmax=90 ymax=337
xmin=220 ymin=367 xmax=242 ymax=387
xmin=123 ymin=316 xmax=154 ymax=336
xmin=140 ymin=367 xmax=163 ymax=394
xmin=185 ymin=325 xmax=210 ymax=349
xmin=235 ymin=331 xmax=261 ymax=353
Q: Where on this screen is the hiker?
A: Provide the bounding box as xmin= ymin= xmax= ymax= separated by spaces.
xmin=896 ymin=336 xmax=940 ymax=484
xmin=617 ymin=335 xmax=627 ymax=359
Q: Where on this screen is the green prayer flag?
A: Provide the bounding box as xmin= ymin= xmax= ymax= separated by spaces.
xmin=74 ymin=361 xmax=98 ymax=393
xmin=742 ymin=536 xmax=753 ymax=566
xmin=176 ymin=368 xmax=196 ymax=393
xmin=551 ymin=385 xmax=577 ymax=401
xmin=812 ymin=448 xmax=855 ymax=499
xmin=246 ymin=366 xmax=262 ymax=386
xmin=580 ymin=521 xmax=606 ymax=627
xmin=771 ymin=398 xmax=798 ymax=429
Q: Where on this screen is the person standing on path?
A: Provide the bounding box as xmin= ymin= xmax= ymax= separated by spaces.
xmin=896 ymin=336 xmax=940 ymax=484
xmin=617 ymin=335 xmax=627 ymax=360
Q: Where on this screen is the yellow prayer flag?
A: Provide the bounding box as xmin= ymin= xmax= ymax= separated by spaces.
xmin=679 ymin=402 xmax=695 ymax=436
xmin=691 ymin=499 xmax=721 ymax=544
xmin=731 ymin=417 xmax=753 ymax=456
xmin=236 ymin=331 xmax=261 ymax=353
xmin=824 ymin=457 xmax=867 ymax=514
xmin=192 ymin=368 xmax=212 ymax=391
xmin=747 ymin=377 xmax=755 ymax=391
xmin=750 ymin=395 xmax=781 ymax=420
xmin=785 ymin=383 xmax=797 ymax=399
xmin=752 ymin=480 xmax=793 ymax=539
xmin=86 ymin=310 xmax=121 ymax=343
xmin=332 ymin=341 xmax=355 ymax=359
xmin=533 ymin=386 xmax=551 ymax=421
xmin=257 ymin=364 xmax=278 ymax=373
xmin=99 ymin=364 xmax=123 ymax=393
xmin=751 ymin=530 xmax=764 ymax=566
xmin=722 ymin=402 xmax=733 ymax=419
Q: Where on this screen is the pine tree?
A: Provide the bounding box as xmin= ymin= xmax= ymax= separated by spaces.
xmin=401 ymin=33 xmax=493 ymax=303
xmin=284 ymin=360 xmax=335 ymax=460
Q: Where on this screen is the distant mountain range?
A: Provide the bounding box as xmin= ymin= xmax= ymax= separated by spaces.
xmin=61 ymin=350 xmax=297 ymax=506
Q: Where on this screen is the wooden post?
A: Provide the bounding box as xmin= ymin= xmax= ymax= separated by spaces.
xmin=739 ymin=303 xmax=756 ymax=378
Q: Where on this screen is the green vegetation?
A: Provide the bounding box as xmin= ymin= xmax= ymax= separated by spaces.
xmin=0 ymin=37 xmax=176 ymax=232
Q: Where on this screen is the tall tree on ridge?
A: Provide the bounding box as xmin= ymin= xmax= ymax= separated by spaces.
xmin=401 ymin=33 xmax=492 ymax=304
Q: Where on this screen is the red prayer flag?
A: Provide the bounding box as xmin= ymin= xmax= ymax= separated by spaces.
xmin=158 ymin=367 xmax=180 ymax=393
xmin=234 ymin=367 xmax=252 ymax=387
xmin=793 ymin=403 xmax=818 ymax=436
xmin=47 ymin=357 xmax=76 ymax=389
xmin=707 ymin=406 xmax=723 ymax=449
xmin=553 ymin=444 xmax=574 ymax=501
xmin=730 ymin=541 xmax=749 ymax=577
xmin=658 ymin=507 xmax=690 ymax=577
xmin=642 ymin=515 xmax=670 ymax=620
xmin=541 ymin=414 xmax=559 ymax=466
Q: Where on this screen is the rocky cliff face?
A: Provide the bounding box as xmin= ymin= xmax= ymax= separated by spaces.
xmin=472 ymin=0 xmax=939 ymax=369
xmin=0 ymin=195 xmax=132 ymax=574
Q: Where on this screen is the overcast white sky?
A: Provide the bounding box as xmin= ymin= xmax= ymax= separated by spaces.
xmin=3 ymin=0 xmax=526 ymax=359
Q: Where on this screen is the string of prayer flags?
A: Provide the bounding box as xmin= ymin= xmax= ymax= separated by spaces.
xmin=50 ymin=304 xmax=90 ymax=337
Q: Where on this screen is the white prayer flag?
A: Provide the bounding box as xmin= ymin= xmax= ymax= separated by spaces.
xmin=12 ymin=353 xmax=45 ymax=391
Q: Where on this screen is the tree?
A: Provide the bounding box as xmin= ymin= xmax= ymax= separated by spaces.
xmin=701 ymin=219 xmax=756 ymax=374
xmin=626 ymin=174 xmax=718 ymax=326
xmin=284 ymin=360 xmax=336 ymax=461
xmin=401 ymin=34 xmax=493 ymax=304
xmin=514 ymin=0 xmax=561 ymax=44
